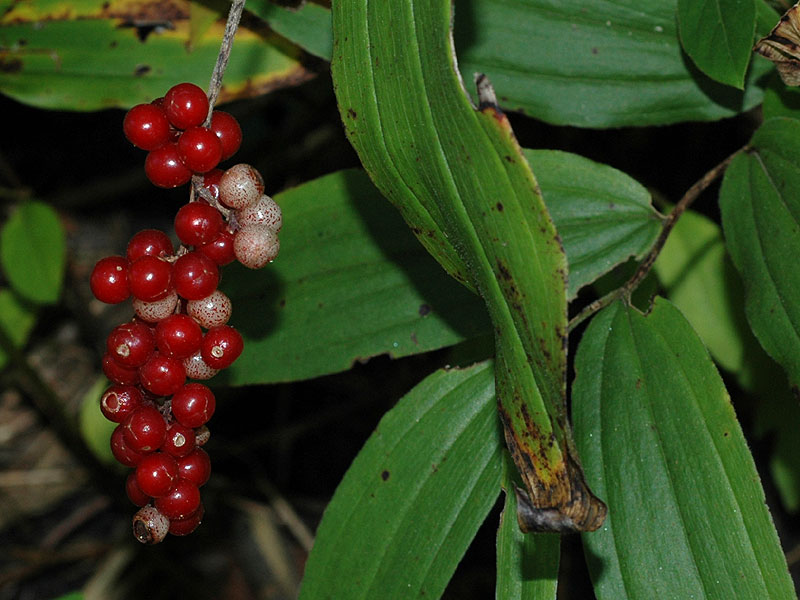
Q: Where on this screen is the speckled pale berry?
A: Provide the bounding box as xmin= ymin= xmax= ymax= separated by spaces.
xmin=218 ymin=164 xmax=264 ymax=209
xmin=132 ymin=504 xmax=170 ymax=545
xmin=183 ymin=350 xmax=219 ymax=380
xmin=236 ymin=195 xmax=282 ymax=231
xmin=234 ymin=224 xmax=280 ymax=269
xmin=133 ymin=291 xmax=179 ymax=323
xmin=187 ymin=290 xmax=232 ymax=329
xmin=194 ymin=425 xmax=211 ymax=447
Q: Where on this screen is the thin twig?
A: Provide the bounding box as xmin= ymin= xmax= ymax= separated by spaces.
xmin=567 ymin=145 xmax=748 ymax=333
xmin=205 ymin=0 xmax=247 ymax=124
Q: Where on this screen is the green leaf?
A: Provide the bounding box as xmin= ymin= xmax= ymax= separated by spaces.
xmin=496 ymin=456 xmax=559 ymax=600
xmin=0 ymin=201 xmax=65 ymax=304
xmin=332 ymin=0 xmax=605 ymax=529
xmin=0 ymin=0 xmax=311 ymax=111
xmin=453 ymin=0 xmax=770 ymax=127
xmin=573 ymin=298 xmax=794 ymax=599
xmin=524 ymin=149 xmax=662 ymax=300
xmin=653 ymin=208 xmax=748 ymax=374
xmin=298 ymin=361 xmax=504 ymax=599
xmin=0 ymin=288 xmax=37 ymax=372
xmin=720 ymin=117 xmax=800 ymax=390
xmin=79 ymin=376 xmax=116 ymax=465
xmin=221 ymin=169 xmax=490 ymax=386
xmin=246 ymin=0 xmax=332 ymax=61
xmin=677 ymin=0 xmax=756 ymax=89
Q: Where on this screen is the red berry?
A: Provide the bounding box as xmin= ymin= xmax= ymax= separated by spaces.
xmin=177 ymin=448 xmax=211 ymax=487
xmin=173 ymin=252 xmax=219 ymax=300
xmin=178 ymin=126 xmax=222 ymax=173
xmin=219 ymin=164 xmax=264 ymax=209
xmin=133 ymin=291 xmax=179 ymax=323
xmin=145 ymin=143 xmax=192 ymax=188
xmin=237 ymin=195 xmax=282 ymax=231
xmin=182 ymin=350 xmax=219 ymax=380
xmin=234 ymin=225 xmax=280 ymax=269
xmin=155 ymin=314 xmax=203 ymax=359
xmin=127 ymin=229 xmax=174 ymax=262
xmin=102 ymin=353 xmax=140 ymax=386
xmin=163 ymin=83 xmax=209 ymax=130
xmin=123 ymin=103 xmax=171 ymax=151
xmin=126 ymin=471 xmax=152 ymax=506
xmin=171 ymin=383 xmax=215 ymax=428
xmin=161 ymin=421 xmax=196 ymax=457
xmin=187 ymin=290 xmax=232 ymax=328
xmin=210 ymin=110 xmax=242 ymax=160
xmin=198 ymin=227 xmax=236 ymax=266
xmin=111 ymin=424 xmax=146 ymax=467
xmin=128 ymin=255 xmax=173 ymax=302
xmin=168 ymin=503 xmax=204 ymax=536
xmin=155 ymin=479 xmax=201 ymax=519
xmin=174 ymin=202 xmax=223 ymax=247
xmin=123 ymin=405 xmax=167 ymax=452
xmin=133 ymin=505 xmax=170 ymax=545
xmin=100 ymin=384 xmax=144 ymax=423
xmin=135 ymin=452 xmax=178 ymax=497
xmin=90 ymin=256 xmax=130 ymax=304
xmin=139 ymin=353 xmax=186 ymax=397
xmin=106 ymin=321 xmax=155 ymax=367
xmin=201 ymin=325 xmax=243 ymax=370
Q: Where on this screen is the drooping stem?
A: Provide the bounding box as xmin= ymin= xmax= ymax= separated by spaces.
xmin=567 ymin=144 xmax=748 ymax=333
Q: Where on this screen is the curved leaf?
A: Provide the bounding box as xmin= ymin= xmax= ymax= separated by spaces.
xmin=453 ymin=0 xmax=770 ymax=127
xmin=246 ymin=0 xmax=332 ymax=61
xmin=332 ymin=0 xmax=606 ymax=530
xmin=0 ymin=0 xmax=311 ymax=111
xmin=572 ymin=298 xmax=794 ymax=599
xmin=720 ymin=117 xmax=800 ymax=390
xmin=221 ymin=169 xmax=490 ymax=386
xmin=0 ymin=288 xmax=37 ymax=372
xmin=0 ymin=201 xmax=65 ymax=304
xmin=677 ymin=0 xmax=756 ymax=89
xmin=524 ymin=149 xmax=662 ymax=299
xmin=298 ymin=361 xmax=504 ymax=599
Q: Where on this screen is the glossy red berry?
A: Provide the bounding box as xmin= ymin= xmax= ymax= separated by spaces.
xmin=123 ymin=103 xmax=171 ymax=151
xmin=127 ymin=229 xmax=174 ymax=262
xmin=155 ymin=479 xmax=201 ymax=519
xmin=186 ymin=290 xmax=232 ymax=328
xmin=198 ymin=227 xmax=236 ymax=266
xmin=155 ymin=314 xmax=203 ymax=359
xmin=133 ymin=291 xmax=179 ymax=323
xmin=234 ymin=224 xmax=280 ymax=269
xmin=178 ymin=126 xmax=222 ymax=173
xmin=177 ymin=448 xmax=211 ymax=487
xmin=219 ymin=164 xmax=264 ymax=209
xmin=100 ymin=384 xmax=144 ymax=423
xmin=135 ymin=451 xmax=179 ymax=497
xmin=174 ymin=202 xmax=223 ymax=247
xmin=161 ymin=421 xmax=196 ymax=457
xmin=173 ymin=252 xmax=219 ymax=300
xmin=145 ymin=143 xmax=193 ymax=188
xmin=182 ymin=350 xmax=219 ymax=380
xmin=123 ymin=405 xmax=167 ymax=452
xmin=210 ymin=110 xmax=242 ymax=160
xmin=102 ymin=353 xmax=140 ymax=386
xmin=201 ymin=325 xmax=244 ymax=369
xmin=128 ymin=255 xmax=173 ymax=302
xmin=163 ymin=83 xmax=209 ymax=130
xmin=111 ymin=425 xmax=146 ymax=467
xmin=133 ymin=505 xmax=170 ymax=545
xmin=171 ymin=383 xmax=215 ymax=428
xmin=126 ymin=471 xmax=152 ymax=506
xmin=106 ymin=321 xmax=155 ymax=367
xmin=90 ymin=256 xmax=130 ymax=304
xmin=139 ymin=353 xmax=186 ymax=397
xmin=168 ymin=503 xmax=204 ymax=536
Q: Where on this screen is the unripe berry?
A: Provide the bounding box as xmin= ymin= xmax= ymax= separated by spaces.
xmin=237 ymin=195 xmax=282 ymax=231
xmin=194 ymin=425 xmax=211 ymax=447
xmin=183 ymin=350 xmax=219 ymax=380
xmin=133 ymin=291 xmax=179 ymax=323
xmin=219 ymin=164 xmax=264 ymax=209
xmin=234 ymin=224 xmax=280 ymax=269
xmin=187 ymin=290 xmax=232 ymax=328
xmin=133 ymin=505 xmax=170 ymax=545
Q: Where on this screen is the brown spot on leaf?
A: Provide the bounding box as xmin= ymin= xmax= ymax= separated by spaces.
xmin=381 ymin=470 xmax=390 ymax=481
xmin=0 ymin=57 xmax=23 ymax=73
xmin=495 ymin=202 xmax=504 ymax=212
xmin=134 ymin=64 xmax=151 ymax=77
xmin=347 ymin=107 xmax=357 ymax=119
xmin=418 ymin=304 xmax=431 ymax=316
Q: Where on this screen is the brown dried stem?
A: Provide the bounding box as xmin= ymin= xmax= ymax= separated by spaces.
xmin=567 ymin=145 xmax=748 ymax=333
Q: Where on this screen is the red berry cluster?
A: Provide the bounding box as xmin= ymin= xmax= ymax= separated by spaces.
xmin=91 ymin=83 xmax=282 ymax=544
